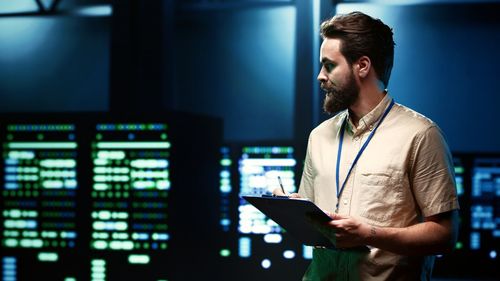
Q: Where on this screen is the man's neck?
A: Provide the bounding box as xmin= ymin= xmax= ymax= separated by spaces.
xmin=349 ymin=89 xmax=387 ymax=127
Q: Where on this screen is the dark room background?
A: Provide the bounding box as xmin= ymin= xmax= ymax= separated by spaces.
xmin=0 ymin=0 xmax=498 ymax=280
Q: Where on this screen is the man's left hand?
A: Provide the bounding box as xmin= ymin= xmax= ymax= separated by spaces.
xmin=326 ymin=213 xmax=372 ymax=248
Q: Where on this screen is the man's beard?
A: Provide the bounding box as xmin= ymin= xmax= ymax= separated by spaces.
xmin=322 ymin=71 xmax=359 ymax=115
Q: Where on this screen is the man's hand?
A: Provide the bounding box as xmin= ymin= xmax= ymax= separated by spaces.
xmin=271 ymin=187 xmax=301 ymax=198
xmin=326 ymin=213 xmax=372 ymax=248
xmin=308 ymin=212 xmax=371 ymax=249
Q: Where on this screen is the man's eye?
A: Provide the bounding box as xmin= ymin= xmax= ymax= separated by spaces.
xmin=325 ymin=63 xmax=335 ymax=72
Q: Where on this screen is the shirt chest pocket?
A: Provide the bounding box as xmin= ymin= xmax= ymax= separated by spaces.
xmin=357 ymin=168 xmax=405 ymax=226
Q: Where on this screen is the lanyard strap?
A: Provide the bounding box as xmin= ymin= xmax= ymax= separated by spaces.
xmin=335 ymin=99 xmax=395 ymax=211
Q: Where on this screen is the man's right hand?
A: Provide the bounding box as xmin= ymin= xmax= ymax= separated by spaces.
xmin=271 ymin=187 xmax=301 ymax=198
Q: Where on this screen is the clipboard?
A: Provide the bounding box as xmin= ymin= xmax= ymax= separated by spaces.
xmin=242 ymin=195 xmax=335 ymax=248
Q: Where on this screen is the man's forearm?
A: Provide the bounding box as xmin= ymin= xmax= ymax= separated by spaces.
xmin=363 ymin=210 xmax=458 ymax=256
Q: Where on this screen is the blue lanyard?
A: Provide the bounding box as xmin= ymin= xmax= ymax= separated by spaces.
xmin=335 ymin=99 xmax=395 ymax=212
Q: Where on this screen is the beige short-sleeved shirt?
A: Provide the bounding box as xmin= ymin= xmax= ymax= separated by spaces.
xmin=299 ymin=94 xmax=459 ymax=281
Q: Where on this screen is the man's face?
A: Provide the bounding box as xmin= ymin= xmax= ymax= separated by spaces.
xmin=317 ymin=38 xmax=359 ymax=115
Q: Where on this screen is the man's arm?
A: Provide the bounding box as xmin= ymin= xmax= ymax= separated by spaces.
xmin=327 ymin=209 xmax=459 ymax=255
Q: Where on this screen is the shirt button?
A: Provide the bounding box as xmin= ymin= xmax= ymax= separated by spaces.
xmin=343 ymin=199 xmax=348 ymax=205
xmin=354 ymin=137 xmax=359 ymax=141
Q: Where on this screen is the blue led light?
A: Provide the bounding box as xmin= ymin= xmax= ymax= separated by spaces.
xmin=220 ymin=218 xmax=231 ymax=227
xmin=238 ymin=237 xmax=251 ymax=258
xmin=261 ymin=259 xmax=271 ymax=269
xmin=490 ymin=250 xmax=497 ymax=259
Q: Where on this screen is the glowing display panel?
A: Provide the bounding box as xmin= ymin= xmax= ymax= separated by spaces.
xmin=238 ymin=146 xmax=296 ymax=235
xmin=1 ymin=124 xmax=78 ymax=250
xmin=218 ymin=147 xmax=232 ymax=258
xmin=234 ymin=145 xmax=311 ymax=280
xmin=453 ymin=157 xmax=466 ymax=251
xmin=470 ymin=158 xmax=499 ymax=260
xmin=90 ymin=123 xmax=170 ymax=252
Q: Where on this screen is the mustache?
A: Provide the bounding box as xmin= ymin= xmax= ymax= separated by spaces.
xmin=320 ymin=79 xmax=335 ymax=93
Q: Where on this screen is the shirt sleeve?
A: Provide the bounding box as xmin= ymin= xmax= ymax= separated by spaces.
xmin=298 ymin=135 xmax=315 ymax=201
xmin=409 ymin=125 xmax=460 ymax=217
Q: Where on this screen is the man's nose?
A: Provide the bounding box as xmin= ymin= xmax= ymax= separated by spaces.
xmin=317 ymin=69 xmax=327 ymax=83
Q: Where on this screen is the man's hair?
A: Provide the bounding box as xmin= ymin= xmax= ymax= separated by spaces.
xmin=320 ymin=11 xmax=395 ymax=88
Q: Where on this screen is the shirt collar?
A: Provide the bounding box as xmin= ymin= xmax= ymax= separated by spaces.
xmin=346 ymin=92 xmax=392 ymax=136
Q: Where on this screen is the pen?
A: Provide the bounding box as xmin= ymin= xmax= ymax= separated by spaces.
xmin=277 ymin=176 xmax=286 ymax=195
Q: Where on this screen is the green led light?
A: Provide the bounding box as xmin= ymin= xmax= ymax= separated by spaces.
xmin=8 ymin=150 xmax=35 ymax=159
xmin=93 ymin=183 xmax=109 ymax=191
xmin=96 ymin=142 xmax=171 ymax=149
xmin=242 ymin=146 xmax=293 ymax=154
xmin=23 ymin=231 xmax=38 ymax=238
xmin=20 ymin=238 xmax=43 ymax=248
xmin=132 ymin=181 xmax=155 ymax=189
xmin=42 ymin=229 xmax=60 ymax=237
xmin=109 ymin=240 xmax=134 ymax=250
xmin=64 ymin=277 xmax=76 ymax=281
xmin=40 ymin=159 xmax=76 ymax=168
xmin=96 ymin=150 xmax=126 ymax=160
xmin=93 ymin=175 xmax=130 ymax=182
xmin=95 ymin=211 xmax=110 ymax=220
xmin=456 ymin=242 xmax=463 ymax=249
xmin=91 ymin=273 xmax=106 ymax=280
xmin=454 ymin=167 xmax=464 ymax=174
xmin=92 ymin=240 xmax=108 ymax=250
xmin=131 ymin=171 xmax=168 ymax=179
xmin=4 ymin=238 xmax=18 ymax=247
xmin=219 ymin=249 xmax=231 ymax=257
xmin=94 ymin=167 xmax=130 ymax=174
xmin=3 ymin=230 xmax=20 ymax=237
xmin=42 ymin=180 xmax=64 ymax=189
xmin=7 ymin=124 xmax=75 ymax=131
xmin=91 ymin=259 xmax=106 ymax=266
xmin=112 ymin=232 xmax=128 ymax=239
xmin=38 ymin=252 xmax=59 ymax=262
xmin=40 ymin=170 xmax=76 ymax=178
xmin=93 ymin=158 xmax=108 ymax=165
xmin=128 ymin=254 xmax=150 ymax=264
xmin=7 ymin=142 xmax=77 ymax=149
xmin=41 ymin=231 xmax=57 ymax=238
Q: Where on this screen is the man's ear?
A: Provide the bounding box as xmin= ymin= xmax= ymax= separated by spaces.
xmin=356 ymin=56 xmax=371 ymax=78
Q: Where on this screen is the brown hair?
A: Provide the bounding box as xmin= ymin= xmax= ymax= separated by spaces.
xmin=320 ymin=11 xmax=395 ymax=88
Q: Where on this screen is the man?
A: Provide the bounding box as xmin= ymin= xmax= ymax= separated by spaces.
xmin=276 ymin=11 xmax=459 ymax=280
